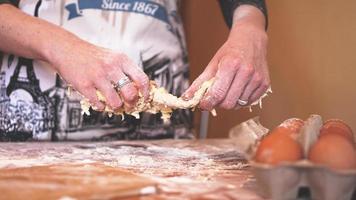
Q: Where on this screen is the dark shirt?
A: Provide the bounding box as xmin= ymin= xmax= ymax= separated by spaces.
xmin=218 ymin=0 xmax=268 ymax=29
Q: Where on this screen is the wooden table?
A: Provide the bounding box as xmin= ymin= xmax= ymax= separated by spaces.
xmin=0 ymin=139 xmax=264 ymax=200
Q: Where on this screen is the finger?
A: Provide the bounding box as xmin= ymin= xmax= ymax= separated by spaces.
xmin=94 ymin=79 xmax=123 ymax=110
xmin=79 ymin=87 xmax=105 ymax=111
xmin=219 ymin=65 xmax=255 ymax=109
xmin=199 ymin=56 xmax=240 ymax=110
xmin=236 ymin=72 xmax=263 ymax=104
xmin=182 ymin=71 xmax=213 ymax=100
xmin=121 ymin=59 xmax=150 ymax=100
xmin=107 ymin=69 xmax=139 ymax=108
xmin=117 ymin=79 xmax=139 ymax=108
xmin=182 ymin=59 xmax=219 ymax=100
xmin=249 ymin=80 xmax=270 ymax=104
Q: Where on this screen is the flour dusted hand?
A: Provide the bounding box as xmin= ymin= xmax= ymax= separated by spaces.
xmin=183 ymin=5 xmax=271 ymax=111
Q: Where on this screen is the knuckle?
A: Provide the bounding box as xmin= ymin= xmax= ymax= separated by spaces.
xmin=96 ymin=71 xmax=107 ymax=80
xmin=255 ymin=73 xmax=263 ymax=82
xmin=115 ymin=53 xmax=130 ymax=66
xmin=220 ymin=56 xmax=239 ymax=69
xmin=222 ymin=57 xmax=236 ymax=67
xmin=139 ymin=75 xmax=149 ymax=87
xmin=211 ymin=88 xmax=225 ymax=103
xmin=101 ymin=57 xmax=114 ymax=68
xmin=242 ymin=67 xmax=255 ymax=76
xmin=104 ymin=55 xmax=123 ymax=69
xmin=253 ymin=74 xmax=263 ymax=85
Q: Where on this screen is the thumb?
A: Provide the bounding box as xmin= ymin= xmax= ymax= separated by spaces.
xmin=182 ymin=56 xmax=219 ymax=100
xmin=182 ymin=71 xmax=214 ymax=100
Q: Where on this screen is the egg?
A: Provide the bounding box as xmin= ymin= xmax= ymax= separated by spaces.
xmin=275 ymin=118 xmax=305 ymax=140
xmin=279 ymin=118 xmax=305 ymax=134
xmin=308 ymin=133 xmax=356 ymax=170
xmin=319 ymin=119 xmax=354 ymax=143
xmin=255 ymin=128 xmax=303 ymax=165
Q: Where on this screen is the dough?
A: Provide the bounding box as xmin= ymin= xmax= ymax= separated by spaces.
xmin=80 ymin=79 xmax=271 ymax=121
xmin=80 ymin=79 xmax=215 ymax=122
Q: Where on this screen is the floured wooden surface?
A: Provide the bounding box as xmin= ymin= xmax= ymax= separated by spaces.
xmin=0 ymin=163 xmax=156 ymax=200
xmin=0 ymin=139 xmax=264 ymax=200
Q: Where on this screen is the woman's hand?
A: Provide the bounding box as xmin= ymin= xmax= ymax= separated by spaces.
xmin=49 ymin=40 xmax=149 ymax=111
xmin=0 ymin=4 xmax=149 ymax=111
xmin=183 ymin=5 xmax=270 ymax=110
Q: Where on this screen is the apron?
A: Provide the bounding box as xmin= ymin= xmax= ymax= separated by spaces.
xmin=0 ymin=0 xmax=193 ymax=141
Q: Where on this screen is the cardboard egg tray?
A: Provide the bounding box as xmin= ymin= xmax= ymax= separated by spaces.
xmin=231 ymin=115 xmax=356 ymax=200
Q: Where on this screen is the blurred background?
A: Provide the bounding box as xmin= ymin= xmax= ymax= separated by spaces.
xmin=181 ymin=0 xmax=356 ymax=138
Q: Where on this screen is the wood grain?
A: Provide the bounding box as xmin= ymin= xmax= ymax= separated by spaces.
xmin=0 ymin=163 xmax=156 ymax=200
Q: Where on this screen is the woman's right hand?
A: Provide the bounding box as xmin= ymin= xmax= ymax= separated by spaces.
xmin=48 ymin=39 xmax=149 ymax=111
xmin=0 ymin=4 xmax=149 ymax=111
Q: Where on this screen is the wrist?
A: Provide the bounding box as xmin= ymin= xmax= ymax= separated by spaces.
xmin=228 ymin=5 xmax=267 ymax=44
xmin=232 ymin=5 xmax=266 ymax=32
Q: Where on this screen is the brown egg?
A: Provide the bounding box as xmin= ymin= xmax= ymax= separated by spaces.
xmin=278 ymin=118 xmax=304 ymax=134
xmin=255 ymin=128 xmax=303 ymax=165
xmin=320 ymin=119 xmax=354 ymax=142
xmin=308 ymin=133 xmax=356 ymax=170
xmin=274 ymin=118 xmax=304 ymax=139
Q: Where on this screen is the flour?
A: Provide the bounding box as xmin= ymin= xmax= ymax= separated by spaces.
xmin=80 ymin=79 xmax=215 ymax=121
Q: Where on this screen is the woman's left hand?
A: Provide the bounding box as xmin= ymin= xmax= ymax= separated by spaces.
xmin=183 ymin=6 xmax=270 ymax=110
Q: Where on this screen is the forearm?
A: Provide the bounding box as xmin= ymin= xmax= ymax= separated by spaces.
xmin=0 ymin=4 xmax=84 ymax=65
xmin=0 ymin=3 xmax=151 ymax=110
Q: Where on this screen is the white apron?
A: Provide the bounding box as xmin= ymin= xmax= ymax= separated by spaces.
xmin=0 ymin=0 xmax=192 ymax=141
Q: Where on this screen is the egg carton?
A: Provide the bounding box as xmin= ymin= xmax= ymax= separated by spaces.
xmin=234 ymin=115 xmax=356 ymax=200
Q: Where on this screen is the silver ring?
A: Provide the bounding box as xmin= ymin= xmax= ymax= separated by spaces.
xmin=114 ymin=76 xmax=131 ymax=90
xmin=237 ymin=99 xmax=249 ymax=106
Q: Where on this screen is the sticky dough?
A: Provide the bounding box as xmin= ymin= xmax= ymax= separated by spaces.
xmin=80 ymin=79 xmax=215 ymax=122
xmin=79 ymin=79 xmax=271 ymax=121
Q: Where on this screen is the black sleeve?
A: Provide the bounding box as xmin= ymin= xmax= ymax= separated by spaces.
xmin=218 ymin=0 xmax=268 ymax=29
xmin=0 ymin=0 xmax=18 ymax=6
